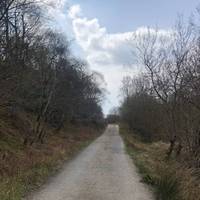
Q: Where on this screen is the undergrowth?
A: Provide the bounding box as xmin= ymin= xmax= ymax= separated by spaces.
xmin=0 ymin=121 xmax=102 ymax=200
xmin=120 ymin=125 xmax=200 ymax=200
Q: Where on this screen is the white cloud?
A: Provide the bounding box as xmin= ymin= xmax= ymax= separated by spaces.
xmin=67 ymin=4 xmax=171 ymax=114
xmin=40 ymin=2 xmax=172 ymax=114
xmin=39 ymin=0 xmax=72 ymax=35
xmin=41 ymin=0 xmax=66 ymax=9
xmin=70 ymin=11 xmax=133 ymax=67
xmin=69 ymin=5 xmax=171 ymax=67
xmin=68 ymin=4 xmax=82 ymax=19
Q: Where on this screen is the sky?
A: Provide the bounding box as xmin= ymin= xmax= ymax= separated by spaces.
xmin=44 ymin=0 xmax=200 ymax=115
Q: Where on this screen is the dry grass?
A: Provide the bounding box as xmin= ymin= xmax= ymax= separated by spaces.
xmin=0 ymin=113 xmax=102 ymax=200
xmin=120 ymin=125 xmax=200 ymax=200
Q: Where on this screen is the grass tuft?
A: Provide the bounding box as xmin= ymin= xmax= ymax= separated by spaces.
xmin=155 ymin=169 xmax=180 ymax=200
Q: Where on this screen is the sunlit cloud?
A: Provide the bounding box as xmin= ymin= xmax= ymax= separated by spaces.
xmin=67 ymin=4 xmax=172 ymax=113
xmin=68 ymin=4 xmax=82 ymax=19
xmin=41 ymin=2 xmax=171 ymax=113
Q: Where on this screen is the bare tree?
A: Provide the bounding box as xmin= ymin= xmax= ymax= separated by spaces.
xmin=129 ymin=20 xmax=195 ymax=157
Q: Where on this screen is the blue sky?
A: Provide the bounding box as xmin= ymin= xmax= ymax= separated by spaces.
xmin=70 ymin=0 xmax=199 ymax=32
xmin=47 ymin=0 xmax=200 ymax=115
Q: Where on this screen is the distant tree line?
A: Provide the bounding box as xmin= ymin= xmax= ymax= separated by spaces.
xmin=0 ymin=0 xmax=104 ymax=145
xmin=106 ymin=107 xmax=120 ymax=124
xmin=120 ymin=16 xmax=200 ymax=167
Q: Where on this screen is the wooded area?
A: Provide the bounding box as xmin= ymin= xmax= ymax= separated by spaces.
xmin=0 ymin=0 xmax=104 ymax=145
xmin=120 ymin=17 xmax=200 ymax=167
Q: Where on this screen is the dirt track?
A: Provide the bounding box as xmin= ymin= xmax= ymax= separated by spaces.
xmin=27 ymin=125 xmax=154 ymax=200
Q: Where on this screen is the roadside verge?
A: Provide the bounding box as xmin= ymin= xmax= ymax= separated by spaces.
xmin=120 ymin=125 xmax=200 ymax=200
xmin=0 ymin=126 xmax=102 ymax=200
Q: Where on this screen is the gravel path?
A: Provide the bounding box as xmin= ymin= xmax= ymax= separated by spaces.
xmin=26 ymin=125 xmax=154 ymax=200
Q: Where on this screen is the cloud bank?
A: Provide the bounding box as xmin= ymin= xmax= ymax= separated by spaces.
xmin=41 ymin=2 xmax=172 ymax=114
xmin=69 ymin=5 xmax=134 ymax=67
xmin=41 ymin=3 xmax=170 ymax=114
